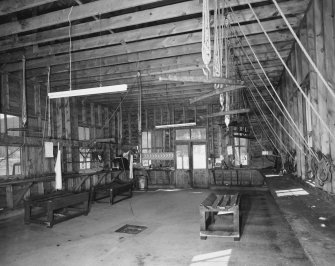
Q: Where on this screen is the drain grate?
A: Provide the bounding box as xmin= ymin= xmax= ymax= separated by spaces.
xmin=115 ymin=224 xmax=147 ymax=234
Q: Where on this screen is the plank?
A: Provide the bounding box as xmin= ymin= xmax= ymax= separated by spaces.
xmin=0 ymin=0 xmax=167 ymax=38
xmin=0 ymin=0 xmax=301 ymax=53
xmin=190 ymin=85 xmax=245 ymax=104
xmin=220 ymin=195 xmax=230 ymax=208
xmin=314 ymin=0 xmax=330 ymax=159
xmin=2 ymin=17 xmax=300 ymax=72
xmin=159 ymin=75 xmax=244 ymax=85
xmin=0 ymin=0 xmax=58 ymax=16
xmin=201 ymin=108 xmax=251 ymax=119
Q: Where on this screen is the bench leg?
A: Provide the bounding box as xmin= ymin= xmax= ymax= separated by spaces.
xmin=110 ymin=189 xmax=114 ymax=205
xmin=24 ymin=203 xmax=31 ymax=224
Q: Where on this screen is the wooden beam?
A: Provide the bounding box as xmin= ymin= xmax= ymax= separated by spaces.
xmin=1 ymin=0 xmax=296 ymax=52
xmin=190 ymin=85 xmax=245 ymax=104
xmin=201 ymin=109 xmax=251 ymax=119
xmin=2 ymin=16 xmax=301 ymax=72
xmin=159 ymin=75 xmax=244 ymax=85
xmin=0 ymin=0 xmax=58 ymax=16
xmin=0 ymin=0 xmax=167 ymax=38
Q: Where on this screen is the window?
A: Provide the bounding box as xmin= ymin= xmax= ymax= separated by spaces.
xmin=0 ymin=114 xmax=5 ymax=133
xmin=79 ymin=148 xmax=91 ymax=170
xmin=78 ymin=126 xmax=90 ymax=140
xmin=0 ymin=146 xmax=21 ymax=176
xmin=176 ymin=128 xmax=206 ymax=141
xmin=142 ymin=131 xmax=152 ymax=166
xmin=176 ymin=129 xmax=190 ymax=140
xmin=0 ymin=114 xmax=20 ymax=136
xmin=176 ymin=145 xmax=189 ymax=170
xmin=234 ymin=135 xmax=248 ymax=166
xmin=7 ymin=115 xmax=20 ymax=136
xmin=192 ymin=144 xmax=206 ymax=169
xmin=191 ymin=128 xmax=206 ymax=140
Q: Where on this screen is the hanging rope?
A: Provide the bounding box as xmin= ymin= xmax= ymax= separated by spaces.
xmin=22 ymin=56 xmax=27 ymax=128
xmin=201 ymin=0 xmax=211 ymax=77
xmin=248 ymin=3 xmax=335 ymax=143
xmin=68 ymin=6 xmax=73 ymax=91
xmin=228 ymin=6 xmax=319 ymax=163
xmin=271 ymin=0 xmax=335 ymax=102
xmin=213 ymin=0 xmax=220 ymax=78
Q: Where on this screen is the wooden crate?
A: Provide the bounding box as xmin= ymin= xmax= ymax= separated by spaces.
xmin=200 ymin=193 xmax=240 ymax=241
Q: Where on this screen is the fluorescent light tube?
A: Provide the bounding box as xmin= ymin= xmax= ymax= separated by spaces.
xmin=155 ymin=122 xmax=196 ymax=129
xmin=48 ymin=84 xmax=127 ymax=99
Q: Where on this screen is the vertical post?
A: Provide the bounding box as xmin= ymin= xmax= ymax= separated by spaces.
xmin=306 ymin=4 xmax=320 ymax=152
xmin=323 ymin=0 xmax=335 ymax=192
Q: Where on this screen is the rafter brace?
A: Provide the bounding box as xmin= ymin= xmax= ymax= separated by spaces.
xmin=201 ymin=108 xmax=250 ymax=119
xmin=190 ymin=85 xmax=245 ymax=104
xmin=159 ymin=75 xmax=244 ymax=85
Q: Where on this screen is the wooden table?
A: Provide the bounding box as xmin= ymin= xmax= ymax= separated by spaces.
xmin=200 ymin=193 xmax=240 ymax=241
xmin=24 ymin=191 xmax=91 ymax=228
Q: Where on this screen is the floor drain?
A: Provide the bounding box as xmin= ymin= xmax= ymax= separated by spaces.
xmin=115 ymin=224 xmax=147 ymax=234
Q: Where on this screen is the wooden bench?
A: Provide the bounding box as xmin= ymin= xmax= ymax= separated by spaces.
xmin=200 ymin=193 xmax=240 ymax=241
xmin=92 ymin=179 xmax=133 ymax=205
xmin=24 ymin=191 xmax=91 ymax=228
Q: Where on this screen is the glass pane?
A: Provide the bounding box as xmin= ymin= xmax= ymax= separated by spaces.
xmin=8 ymin=146 xmax=21 ymax=175
xmin=234 ymin=147 xmax=240 ymax=166
xmin=192 ymin=145 xmax=206 ymax=169
xmin=0 ymin=114 xmax=5 ymax=133
xmin=7 ymin=115 xmax=20 ymax=136
xmin=240 ymin=147 xmax=248 ymax=166
xmin=0 ymin=146 xmax=7 ymax=176
xmin=142 ymin=132 xmax=148 ymax=148
xmin=191 ymin=128 xmax=206 ymax=140
xmin=234 ymin=137 xmax=240 ymax=146
xmin=85 ymin=127 xmax=90 ymax=140
xmin=176 ymin=129 xmax=190 ymax=140
xmin=78 ymin=127 xmax=85 ymax=140
xmin=176 ymin=145 xmax=189 ymax=169
xmin=155 ymin=131 xmax=163 ymax=148
xmin=147 ymin=132 xmax=152 ymax=148
xmin=240 ymin=138 xmax=247 ymax=146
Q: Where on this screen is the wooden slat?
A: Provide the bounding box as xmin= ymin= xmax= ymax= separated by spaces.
xmin=212 ymin=195 xmax=223 ymax=209
xmin=0 ymin=0 xmax=58 ymax=16
xmin=190 ymin=85 xmax=245 ymax=104
xmin=159 ymin=75 xmax=244 ymax=85
xmin=1 ymin=0 xmax=292 ymax=51
xmin=220 ymin=195 xmax=230 ymax=208
xmin=201 ymin=108 xmax=251 ymax=119
xmin=2 ymin=16 xmax=300 ymax=72
xmin=0 ymin=0 xmax=167 ymax=38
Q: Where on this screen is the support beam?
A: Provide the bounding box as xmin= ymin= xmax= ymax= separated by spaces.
xmin=201 ymin=108 xmax=250 ymax=119
xmin=159 ymin=75 xmax=244 ymax=85
xmin=0 ymin=0 xmax=58 ymax=16
xmin=190 ymin=85 xmax=245 ymax=104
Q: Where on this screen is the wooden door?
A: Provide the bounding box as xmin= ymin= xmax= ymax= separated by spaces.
xmin=175 ymin=144 xmax=192 ymax=188
xmin=192 ymin=143 xmax=208 ymax=188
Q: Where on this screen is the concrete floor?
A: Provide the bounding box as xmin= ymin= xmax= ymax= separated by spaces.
xmin=0 ymin=187 xmax=312 ymax=266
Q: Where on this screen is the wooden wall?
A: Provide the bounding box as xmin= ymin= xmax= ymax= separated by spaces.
xmin=278 ymin=0 xmax=335 ymax=193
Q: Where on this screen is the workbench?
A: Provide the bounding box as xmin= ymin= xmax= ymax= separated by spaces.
xmin=200 ymin=193 xmax=240 ymax=241
xmin=24 ymin=191 xmax=91 ymax=228
xmin=92 ymin=179 xmax=133 ymax=205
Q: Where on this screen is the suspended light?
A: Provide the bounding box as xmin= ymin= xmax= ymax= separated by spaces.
xmin=155 ymin=122 xmax=196 ymax=129
xmin=48 ymin=84 xmax=127 ymax=99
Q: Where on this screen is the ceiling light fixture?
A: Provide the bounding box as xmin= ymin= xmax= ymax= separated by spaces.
xmin=48 ymin=84 xmax=127 ymax=99
xmin=155 ymin=122 xmax=196 ymax=129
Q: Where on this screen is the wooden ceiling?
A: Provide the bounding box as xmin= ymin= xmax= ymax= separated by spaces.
xmin=0 ymin=0 xmax=310 ymax=109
